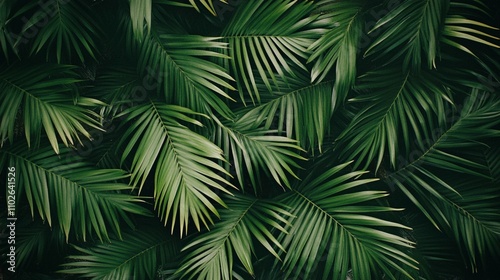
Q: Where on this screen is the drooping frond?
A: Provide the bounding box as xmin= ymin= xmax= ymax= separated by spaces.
xmin=213 ymin=114 xmax=304 ymax=192
xmin=119 ymin=102 xmax=235 ymax=236
xmin=18 ymin=0 xmax=99 ymax=62
xmin=0 ymin=143 xmax=150 ymax=242
xmin=60 ymin=225 xmax=179 ymax=279
xmin=386 ymin=91 xmax=500 ymax=271
xmin=221 ymin=0 xmax=320 ymax=104
xmin=243 ymin=76 xmax=334 ymax=152
xmin=137 ymin=32 xmax=235 ymax=117
xmin=441 ymin=1 xmax=500 ymax=57
xmin=0 ymin=64 xmax=104 ymax=154
xmin=276 ymin=161 xmax=417 ymax=279
xmin=175 ymin=194 xmax=291 ymax=279
xmin=365 ymin=0 xmax=449 ymax=70
xmin=307 ymin=0 xmax=366 ymax=108
xmin=337 ymin=67 xmax=453 ymax=172
xmin=129 ymin=0 xmax=152 ymax=40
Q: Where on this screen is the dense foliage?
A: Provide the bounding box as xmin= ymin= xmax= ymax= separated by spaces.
xmin=1 ymin=0 xmax=499 ymax=279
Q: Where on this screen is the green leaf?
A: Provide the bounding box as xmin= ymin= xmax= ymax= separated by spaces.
xmin=119 ymin=102 xmax=235 ymax=236
xmin=213 ymin=114 xmax=305 ymax=192
xmin=365 ymin=0 xmax=449 ymax=70
xmin=60 ymin=224 xmax=179 ymax=280
xmin=222 ymin=0 xmax=321 ymax=104
xmin=176 ymin=194 xmax=291 ymax=279
xmin=0 ymin=143 xmax=150 ymax=242
xmin=0 ymin=64 xmax=104 ymax=154
xmin=277 ymin=161 xmax=417 ymax=279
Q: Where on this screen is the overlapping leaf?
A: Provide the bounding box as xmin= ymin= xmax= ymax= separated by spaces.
xmin=0 ymin=143 xmax=149 ymax=242
xmin=60 ymin=225 xmax=179 ymax=280
xmin=213 ymin=114 xmax=304 ymax=192
xmin=365 ymin=0 xmax=449 ymax=70
xmin=337 ymin=67 xmax=453 ymax=172
xmin=0 ymin=64 xmax=104 ymax=154
xmin=386 ymin=91 xmax=500 ymax=271
xmin=119 ymin=102 xmax=234 ymax=236
xmin=307 ymin=0 xmax=366 ymax=108
xmin=175 ymin=194 xmax=291 ymax=279
xmin=18 ymin=0 xmax=99 ymax=62
xmin=276 ymin=161 xmax=417 ymax=279
xmin=137 ymin=32 xmax=235 ymax=117
xmin=242 ymin=75 xmax=333 ymax=152
xmin=221 ymin=0 xmax=321 ymax=104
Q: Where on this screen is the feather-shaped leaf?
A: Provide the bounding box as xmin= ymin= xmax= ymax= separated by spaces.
xmin=176 ymin=194 xmax=291 ymax=279
xmin=60 ymin=225 xmax=179 ymax=280
xmin=276 ymin=161 xmax=417 ymax=279
xmin=0 ymin=143 xmax=150 ymax=242
xmin=119 ymin=102 xmax=235 ymax=236
xmin=0 ymin=64 xmax=104 ymax=154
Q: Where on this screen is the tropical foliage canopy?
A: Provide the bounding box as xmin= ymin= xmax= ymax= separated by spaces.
xmin=1 ymin=0 xmax=499 ymax=279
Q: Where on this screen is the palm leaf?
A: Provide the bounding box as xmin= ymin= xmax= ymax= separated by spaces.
xmin=441 ymin=1 xmax=500 ymax=57
xmin=137 ymin=31 xmax=235 ymax=117
xmin=213 ymin=114 xmax=304 ymax=192
xmin=0 ymin=143 xmax=150 ymax=242
xmin=337 ymin=66 xmax=453 ymax=172
xmin=307 ymin=0 xmax=366 ymax=108
xmin=60 ymin=224 xmax=179 ymax=280
xmin=160 ymin=0 xmax=227 ymax=16
xmin=175 ymin=194 xmax=291 ymax=279
xmin=119 ymin=102 xmax=235 ymax=236
xmin=386 ymin=91 xmax=500 ymax=271
xmin=221 ymin=0 xmax=320 ymax=104
xmin=243 ymin=76 xmax=334 ymax=152
xmin=129 ymin=0 xmax=152 ymax=40
xmin=0 ymin=64 xmax=104 ymax=154
xmin=18 ymin=0 xmax=99 ymax=62
xmin=365 ymin=0 xmax=448 ymax=70
xmin=276 ymin=161 xmax=417 ymax=279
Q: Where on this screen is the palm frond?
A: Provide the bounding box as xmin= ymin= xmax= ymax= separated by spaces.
xmin=137 ymin=32 xmax=235 ymax=117
xmin=337 ymin=67 xmax=453 ymax=172
xmin=441 ymin=1 xmax=500 ymax=57
xmin=386 ymin=91 xmax=500 ymax=271
xmin=0 ymin=143 xmax=150 ymax=242
xmin=119 ymin=102 xmax=235 ymax=236
xmin=0 ymin=64 xmax=104 ymax=154
xmin=276 ymin=161 xmax=417 ymax=279
xmin=213 ymin=114 xmax=304 ymax=192
xmin=60 ymin=224 xmax=179 ymax=280
xmin=221 ymin=0 xmax=320 ymax=104
xmin=307 ymin=0 xmax=366 ymax=108
xmin=160 ymin=0 xmax=227 ymax=16
xmin=243 ymin=77 xmax=334 ymax=152
xmin=365 ymin=0 xmax=448 ymax=70
xmin=175 ymin=194 xmax=291 ymax=279
xmin=18 ymin=0 xmax=99 ymax=62
xmin=129 ymin=0 xmax=152 ymax=40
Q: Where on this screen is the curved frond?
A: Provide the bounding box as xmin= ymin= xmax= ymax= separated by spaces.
xmin=213 ymin=114 xmax=304 ymax=192
xmin=307 ymin=0 xmax=366 ymax=107
xmin=337 ymin=67 xmax=453 ymax=172
xmin=119 ymin=102 xmax=235 ymax=236
xmin=60 ymin=225 xmax=179 ymax=280
xmin=137 ymin=32 xmax=235 ymax=117
xmin=0 ymin=143 xmax=150 ymax=242
xmin=441 ymin=1 xmax=500 ymax=57
xmin=175 ymin=194 xmax=291 ymax=279
xmin=386 ymin=91 xmax=500 ymax=271
xmin=0 ymin=64 xmax=104 ymax=154
xmin=365 ymin=0 xmax=448 ymax=70
xmin=222 ymin=0 xmax=320 ymax=103
xmin=277 ymin=161 xmax=417 ymax=279
xmin=19 ymin=0 xmax=99 ymax=62
xmin=243 ymin=76 xmax=333 ymax=152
